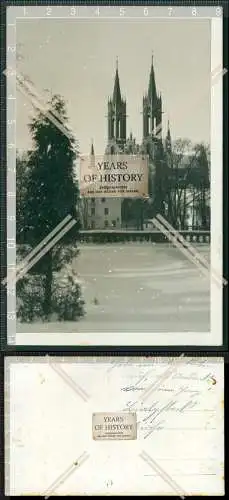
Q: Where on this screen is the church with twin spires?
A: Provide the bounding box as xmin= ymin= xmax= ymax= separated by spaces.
xmin=85 ymin=54 xmax=171 ymax=230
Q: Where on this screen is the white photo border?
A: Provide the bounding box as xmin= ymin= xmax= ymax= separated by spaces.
xmin=6 ymin=6 xmax=223 ymax=346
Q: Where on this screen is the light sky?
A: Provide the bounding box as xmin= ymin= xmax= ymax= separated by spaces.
xmin=16 ymin=18 xmax=211 ymax=154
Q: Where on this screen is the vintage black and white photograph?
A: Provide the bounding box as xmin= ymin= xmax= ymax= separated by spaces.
xmin=11 ymin=9 xmax=223 ymax=345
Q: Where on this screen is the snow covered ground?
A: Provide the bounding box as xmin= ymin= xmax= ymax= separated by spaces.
xmin=16 ymin=243 xmax=211 ymax=345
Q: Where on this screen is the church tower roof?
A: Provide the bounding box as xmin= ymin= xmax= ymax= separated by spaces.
xmin=148 ymin=52 xmax=157 ymax=103
xmin=112 ymin=57 xmax=122 ymax=104
xmin=107 ymin=58 xmax=127 ymax=146
xmin=167 ymin=120 xmax=171 ymax=139
xmin=90 ymin=138 xmax=95 ymax=156
xmin=143 ymin=53 xmax=162 ymax=140
xmin=165 ymin=120 xmax=172 ymax=152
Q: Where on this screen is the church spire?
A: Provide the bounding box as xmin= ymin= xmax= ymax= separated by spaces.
xmin=107 ymin=59 xmax=126 ymax=146
xmin=89 ymin=139 xmax=95 ymax=169
xmin=90 ymin=138 xmax=94 ymax=156
xmin=167 ymin=120 xmax=171 ymax=138
xmin=113 ymin=57 xmax=122 ymax=104
xmin=143 ymin=53 xmax=162 ymax=140
xmin=165 ymin=120 xmax=172 ymax=152
xmin=148 ymin=51 xmax=157 ymax=103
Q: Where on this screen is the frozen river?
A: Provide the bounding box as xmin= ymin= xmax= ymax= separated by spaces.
xmin=16 ymin=243 xmax=211 ymax=345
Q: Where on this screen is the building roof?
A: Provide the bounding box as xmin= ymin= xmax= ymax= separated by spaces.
xmin=112 ymin=59 xmax=122 ymax=104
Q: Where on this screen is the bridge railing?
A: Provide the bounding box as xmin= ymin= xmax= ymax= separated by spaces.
xmin=78 ymin=230 xmax=210 ymax=244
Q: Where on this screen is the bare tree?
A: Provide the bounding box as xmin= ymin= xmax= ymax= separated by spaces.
xmin=164 ymin=139 xmax=210 ymax=230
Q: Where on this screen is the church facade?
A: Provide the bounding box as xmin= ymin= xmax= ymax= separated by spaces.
xmin=83 ymin=55 xmax=171 ymax=230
